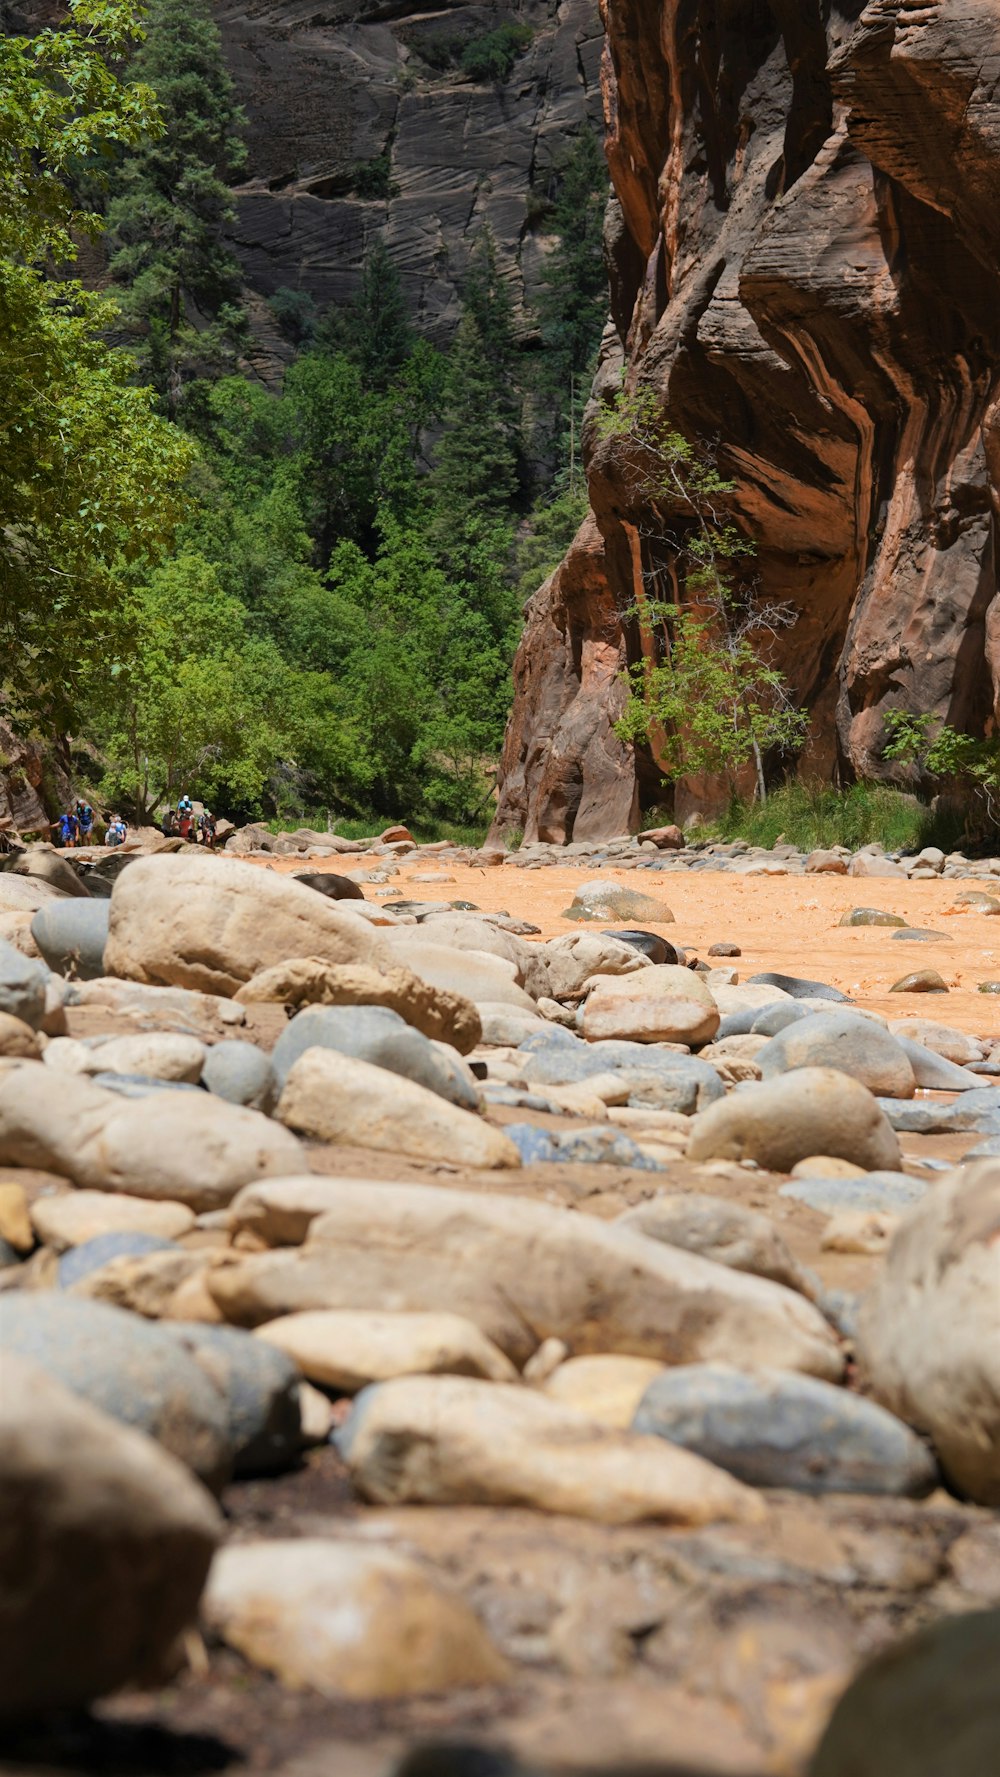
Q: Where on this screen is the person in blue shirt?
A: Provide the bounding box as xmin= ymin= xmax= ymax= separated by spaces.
xmin=75 ymin=799 xmax=94 ymax=844
xmin=51 ymin=809 xmax=78 ymax=848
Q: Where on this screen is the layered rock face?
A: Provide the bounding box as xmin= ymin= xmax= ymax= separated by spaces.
xmin=214 ymin=0 xmax=603 ymax=341
xmin=494 ymin=0 xmax=1000 ymax=843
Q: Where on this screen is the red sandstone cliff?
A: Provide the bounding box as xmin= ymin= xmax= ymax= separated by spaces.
xmin=493 ymin=0 xmax=1000 ymax=843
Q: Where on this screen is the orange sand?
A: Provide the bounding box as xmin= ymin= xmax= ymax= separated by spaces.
xmin=259 ymin=854 xmax=1000 ymax=1040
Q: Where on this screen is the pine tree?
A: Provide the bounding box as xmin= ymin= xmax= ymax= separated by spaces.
xmin=536 ymin=131 xmax=607 ymax=439
xmin=352 ymin=240 xmax=412 ymax=390
xmin=106 ymin=0 xmax=247 ymax=415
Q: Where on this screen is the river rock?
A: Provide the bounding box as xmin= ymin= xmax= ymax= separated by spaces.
xmin=235 ymin=956 xmax=481 ymax=1052
xmin=606 ymin=929 xmax=678 ymax=964
xmin=59 ymin=1230 xmax=178 ymax=1289
xmin=889 ymin=1020 xmax=983 ymax=1066
xmin=0 ymin=939 xmax=47 ymax=1029
xmin=0 ymin=1060 xmax=305 ymax=1210
xmin=582 ymin=966 xmax=720 ymax=1045
xmin=877 ymin=1089 xmax=1000 ymax=1135
xmin=31 ymin=1189 xmax=195 ymax=1251
xmin=339 ymin=1375 xmax=762 ymax=1525
xmin=70 ymin=975 xmax=247 ymax=1038
xmin=377 ymin=935 xmax=537 ymax=1011
xmin=293 ymin=870 xmax=365 ymax=900
xmin=169 ymin=1323 xmax=302 ymax=1475
xmin=633 ymin=1364 xmax=938 ymax=1496
xmin=533 ymin=932 xmax=653 ymax=1000
xmin=45 ymin=1030 xmax=206 ymax=1083
xmin=256 ymin=1309 xmax=517 ymax=1390
xmin=857 ymin=1160 xmax=1000 ymax=1504
xmin=275 ymin=1048 xmax=520 ymax=1170
xmin=893 ymin=1036 xmax=986 ymax=1091
xmin=804 ymin=850 xmax=849 ymax=874
xmin=563 ymin=879 xmax=676 ymax=923
xmin=203 ymin=1539 xmax=507 ymax=1699
xmin=270 ymin=1003 xmax=477 ymax=1108
xmin=518 ymin=1033 xmax=723 ymax=1110
xmin=0 ymin=1012 xmax=40 ymax=1058
xmin=750 ymin=1002 xmax=823 ymax=1038
xmin=12 ymin=845 xmax=90 ymax=898
xmin=891 ymin=927 xmax=949 ymax=942
xmin=542 ymin=1354 xmax=666 ymax=1428
xmin=810 ymin=1609 xmax=1000 ymax=1777
xmin=755 ymin=1011 xmax=916 ymax=1098
xmin=618 ymin=1193 xmax=813 ymax=1295
xmin=104 ymin=852 xmax=386 ymax=996
xmin=0 ymin=1355 xmax=220 ymax=1718
xmin=0 ymin=1182 xmax=32 ymax=1252
xmin=30 ymin=899 xmax=110 ymax=981
xmin=210 ymin=1177 xmax=844 ymax=1378
xmin=747 ymin=972 xmax=847 ymax=1002
xmin=201 ymin=1039 xmax=274 ymax=1111
xmin=686 ymin=1069 xmax=902 ymax=1174
xmin=0 ymin=1295 xmax=232 ymax=1485
xmin=839 ymin=908 xmax=907 ymax=928
xmin=890 ymin=970 xmax=948 ymax=993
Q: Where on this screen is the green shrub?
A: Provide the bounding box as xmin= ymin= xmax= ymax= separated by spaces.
xmin=701 ymin=782 xmax=962 ymax=853
xmin=349 ymin=154 xmax=397 ymax=201
xmin=461 ymin=24 xmax=532 ymax=81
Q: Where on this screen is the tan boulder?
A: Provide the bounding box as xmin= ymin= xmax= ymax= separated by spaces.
xmin=71 ymin=976 xmax=247 ymax=1039
xmin=0 ymin=1013 xmax=41 ymax=1059
xmin=234 ymin=956 xmax=481 ymax=1054
xmin=43 ymin=1031 xmax=205 ymax=1083
xmin=0 ymin=1354 xmax=220 ymax=1716
xmin=12 ymin=845 xmax=89 ymax=898
xmin=583 ymin=965 xmax=720 ymax=1045
xmin=0 ymin=876 xmax=64 ymax=915
xmin=0 ymin=912 xmax=42 ymax=959
xmin=209 ymin=1177 xmax=844 ymax=1379
xmin=542 ymin=1354 xmax=666 ymax=1427
xmin=104 ymin=852 xmax=385 ymax=997
xmin=377 ymin=935 xmax=537 ymax=1011
xmin=0 ymin=1181 xmax=33 ymax=1252
xmin=533 ymin=932 xmax=652 ymax=1001
xmin=31 ymin=1189 xmax=195 ymax=1252
xmin=617 ymin=1193 xmax=814 ymax=1295
xmin=821 ymin=1211 xmax=899 ymax=1255
xmin=255 ymin=1309 xmax=517 ymax=1390
xmin=686 ymin=1069 xmax=902 ymax=1174
xmin=203 ymin=1539 xmax=507 ymax=1699
xmin=0 ymin=1061 xmax=305 ymax=1211
xmin=339 ymin=1375 xmax=763 ymax=1525
xmin=275 ymin=1048 xmax=521 ymax=1170
xmin=856 ymin=1160 xmax=1000 ymax=1504
xmin=71 ymin=1249 xmax=209 ymax=1319
xmin=888 ymin=1018 xmax=983 ymax=1066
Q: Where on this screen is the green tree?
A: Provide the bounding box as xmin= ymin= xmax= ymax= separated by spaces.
xmin=0 ymin=0 xmax=194 ymax=730
xmin=352 ymin=239 xmax=411 ymax=391
xmin=882 ymin=712 xmax=1000 ymax=837
xmin=106 ymin=0 xmax=247 ymax=414
xmin=536 ymin=132 xmax=607 ymax=423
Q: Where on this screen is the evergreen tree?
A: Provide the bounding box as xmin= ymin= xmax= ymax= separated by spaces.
xmin=352 ymin=240 xmax=412 ymax=390
xmin=536 ymin=131 xmax=607 ymax=437
xmin=106 ymin=0 xmax=248 ymax=415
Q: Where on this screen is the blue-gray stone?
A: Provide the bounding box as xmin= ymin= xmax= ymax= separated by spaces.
xmin=752 ymin=1002 xmax=825 ymax=1037
xmin=878 ymin=1089 xmax=1000 ymax=1134
xmin=0 ymin=937 xmax=48 ymax=1029
xmin=202 ymin=1039 xmax=274 ymax=1112
xmin=894 ymin=1036 xmax=987 ymax=1092
xmin=961 ymin=1136 xmax=1000 ymax=1159
xmin=0 ymin=1294 xmax=231 ymax=1486
xmin=504 ymin=1123 xmax=559 ymax=1164
xmin=747 ymin=972 xmax=848 ymax=1002
xmin=633 ymin=1364 xmax=938 ymax=1496
xmin=90 ymin=1073 xmax=204 ymax=1099
xmin=59 ymin=1231 xmax=178 ymax=1290
xmin=517 ymin=1026 xmax=585 ymax=1056
xmin=519 ymin=1041 xmax=723 ymax=1111
xmin=169 ymin=1323 xmax=301 ymax=1476
xmin=717 ymin=1003 xmax=789 ymax=1039
xmin=755 ymin=1011 xmax=915 ymax=1097
xmin=503 ymin=1122 xmax=663 ymax=1171
xmin=30 ymin=900 xmax=110 ymax=981
xmin=0 ymin=1237 xmax=20 ymax=1270
xmin=604 ymin=929 xmax=678 ymax=965
xmin=271 ymin=1005 xmax=477 ymax=1109
xmin=817 ymin=1289 xmax=862 ymax=1341
xmin=891 ymin=928 xmax=950 ymax=942
xmin=779 ymin=1174 xmax=926 ymax=1214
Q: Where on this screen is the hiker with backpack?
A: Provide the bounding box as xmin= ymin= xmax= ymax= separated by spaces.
xmin=75 ymin=799 xmax=94 ymax=845
xmin=51 ymin=808 xmax=78 ymax=848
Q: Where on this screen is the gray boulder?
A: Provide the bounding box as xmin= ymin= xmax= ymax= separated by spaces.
xmin=894 ymin=1035 xmax=987 ymax=1092
xmin=202 ymin=1039 xmax=275 ymax=1112
xmin=30 ymin=899 xmax=110 ymax=981
xmin=618 ymin=1193 xmax=814 ymax=1295
xmin=59 ymin=1230 xmax=177 ymax=1289
xmin=686 ymin=1069 xmax=902 ymax=1174
xmin=518 ymin=1030 xmax=723 ymax=1111
xmin=747 ymin=972 xmax=847 ymax=1002
xmin=271 ymin=1004 xmax=478 ymax=1109
xmin=779 ymin=1174 xmax=926 ymax=1215
xmin=633 ymin=1363 xmax=938 ymax=1495
xmin=755 ymin=1010 xmax=916 ymax=1099
xmin=0 ymin=938 xmax=47 ymax=1029
xmin=751 ymin=1001 xmax=825 ymax=1038
xmin=0 ymin=1355 xmax=220 ymax=1718
xmin=169 ymin=1323 xmax=302 ymax=1476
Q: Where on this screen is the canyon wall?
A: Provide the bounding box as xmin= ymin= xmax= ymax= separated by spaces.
xmin=493 ymin=0 xmax=1000 ymax=843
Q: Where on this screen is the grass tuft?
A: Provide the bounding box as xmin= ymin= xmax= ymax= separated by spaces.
xmin=702 ymin=783 xmax=965 ymax=854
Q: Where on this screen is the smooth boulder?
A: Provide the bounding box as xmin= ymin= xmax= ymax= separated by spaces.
xmin=270 ymin=1003 xmax=477 ymax=1108
xmin=235 ymin=956 xmax=481 ymax=1053
xmin=686 ymin=1069 xmax=901 ymax=1174
xmin=0 ymin=1060 xmax=304 ymax=1211
xmin=201 ymin=1038 xmax=275 ymax=1111
xmin=0 ymin=1355 xmax=220 ymax=1718
xmin=0 ymin=938 xmax=47 ymax=1029
xmin=618 ymin=1193 xmax=813 ymax=1295
xmin=31 ymin=1188 xmax=196 ymax=1251
xmin=30 ymin=899 xmax=110 ymax=980
xmin=44 ymin=1030 xmax=206 ymax=1083
xmin=564 ymin=879 xmax=675 ymax=923
xmin=275 ymin=1048 xmax=520 ymax=1170
xmin=582 ymin=966 xmax=720 ymax=1045
xmin=339 ymin=1375 xmax=762 ymax=1525
xmin=256 ymin=1309 xmax=517 ymax=1390
xmin=104 ymin=851 xmax=385 ymax=996
xmin=210 ymin=1177 xmax=844 ymax=1378
xmin=755 ymin=1011 xmax=916 ymax=1099
xmin=633 ymin=1364 xmax=938 ymax=1496
xmin=857 ymin=1160 xmax=1000 ymax=1504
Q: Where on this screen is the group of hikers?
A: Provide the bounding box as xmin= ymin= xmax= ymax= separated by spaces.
xmin=51 ymin=793 xmax=215 ymax=849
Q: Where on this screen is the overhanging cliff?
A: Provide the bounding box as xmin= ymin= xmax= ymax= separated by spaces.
xmin=493 ymin=0 xmax=1000 ymax=843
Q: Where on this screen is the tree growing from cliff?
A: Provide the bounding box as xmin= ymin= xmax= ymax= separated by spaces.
xmin=106 ymin=0 xmax=247 ymax=415
xmin=882 ymin=711 xmax=1000 ymax=837
xmin=535 ymin=130 xmax=608 ymax=462
xmin=598 ymin=387 xmax=807 ymax=801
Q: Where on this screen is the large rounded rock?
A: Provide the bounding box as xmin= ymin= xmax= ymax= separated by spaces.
xmin=542 ymin=1354 xmax=666 ymax=1428
xmin=30 ymin=899 xmax=109 ymax=980
xmin=633 ymin=1364 xmax=938 ymax=1495
xmin=104 ymin=852 xmax=386 ymax=996
xmin=582 ymin=966 xmax=720 ymax=1045
xmin=0 ymin=938 xmax=47 ymax=1029
xmin=618 ymin=1193 xmax=813 ymax=1295
xmin=0 ymin=1060 xmax=305 ymax=1211
xmin=169 ymin=1323 xmax=302 ymax=1475
xmin=271 ymin=1003 xmax=477 ymax=1108
xmin=755 ymin=1010 xmax=917 ymax=1099
xmin=377 ymin=935 xmax=537 ymax=1012
xmin=0 ymin=1296 xmax=232 ymax=1485
xmin=889 ymin=1019 xmax=983 ymax=1066
xmin=563 ymin=879 xmax=675 ymax=923
xmin=810 ymin=1609 xmax=1000 ymax=1777
xmin=44 ymin=1030 xmax=206 ymax=1083
xmin=203 ymin=1540 xmax=507 ymax=1699
xmin=293 ymin=870 xmax=365 ymax=900
xmin=255 ymin=1309 xmax=518 ymax=1390
xmin=531 ymin=932 xmax=654 ymax=1000
xmin=201 ymin=1038 xmax=275 ymax=1111
xmin=31 ymin=1189 xmax=195 ymax=1251
xmin=275 ymin=1048 xmax=520 ymax=1170
xmin=338 ymin=1375 xmax=762 ymax=1525
xmin=686 ymin=1069 xmax=902 ymax=1174
xmin=216 ymin=1176 xmax=844 ymax=1379
xmin=0 ymin=1355 xmax=220 ymax=1718
xmin=235 ymin=956 xmax=481 ymax=1053
xmin=12 ymin=845 xmax=90 ymax=898
xmin=857 ymin=1160 xmax=1000 ymax=1504
xmin=59 ymin=1230 xmax=178 ymax=1289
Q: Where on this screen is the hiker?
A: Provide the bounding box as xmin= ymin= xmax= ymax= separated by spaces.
xmin=75 ymin=799 xmax=94 ymax=845
xmin=106 ymin=814 xmax=127 ymax=848
xmin=51 ymin=808 xmax=78 ymax=848
xmin=161 ymin=808 xmax=178 ymax=838
xmin=177 ymin=793 xmax=194 ymax=841
xmin=198 ymin=809 xmax=216 ymax=849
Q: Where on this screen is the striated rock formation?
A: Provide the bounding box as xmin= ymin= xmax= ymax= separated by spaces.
xmin=214 ymin=0 xmax=603 ymax=340
xmin=494 ymin=0 xmax=1000 ymax=843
